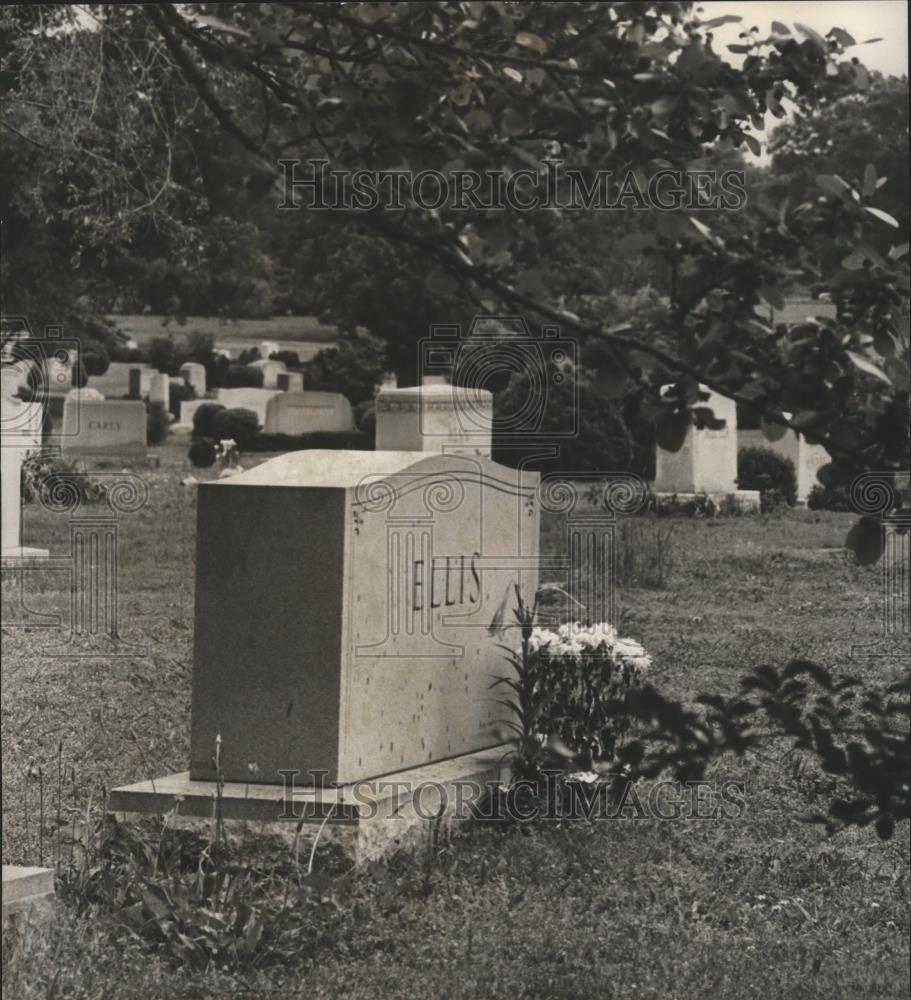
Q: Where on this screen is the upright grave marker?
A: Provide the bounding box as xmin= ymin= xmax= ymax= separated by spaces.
xmin=375 ymin=384 xmax=493 ymax=457
xmin=87 ymin=362 xmax=152 ymax=399
xmin=740 ymin=426 xmax=831 ymax=505
xmin=263 ymin=391 xmax=354 ymax=435
xmin=60 ymin=396 xmax=147 ymax=460
xmin=249 ymin=359 xmax=287 ymax=389
xmin=653 ymin=385 xmax=759 ymax=509
xmin=179 ymin=362 xmax=207 ymax=396
xmin=276 ymin=371 xmax=304 ymax=392
xmin=1 ymin=368 xmax=48 ymax=562
xmin=148 ymin=372 xmax=170 ymax=409
xmin=217 ymin=387 xmax=281 ymax=426
xmin=189 ymin=450 xmax=539 ymax=783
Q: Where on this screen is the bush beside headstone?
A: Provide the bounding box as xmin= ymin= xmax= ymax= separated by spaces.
xmin=212 ymin=407 xmax=260 ymax=447
xmin=737 ymin=446 xmax=797 ymax=507
xmin=193 ymin=402 xmax=226 ymax=439
xmin=146 ymin=401 xmax=170 ymax=445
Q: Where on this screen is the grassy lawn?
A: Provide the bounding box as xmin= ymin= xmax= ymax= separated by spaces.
xmin=2 ymin=437 xmax=908 ymax=999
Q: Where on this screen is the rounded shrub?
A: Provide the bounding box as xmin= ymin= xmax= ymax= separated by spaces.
xmin=212 ymin=407 xmax=260 ymax=447
xmin=188 ymin=438 xmax=217 ymax=468
xmin=193 ymin=402 xmax=226 ymax=439
xmin=807 ymin=483 xmax=853 ymax=511
xmin=737 ymin=446 xmax=797 ymax=507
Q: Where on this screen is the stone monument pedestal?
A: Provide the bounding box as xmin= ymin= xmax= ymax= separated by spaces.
xmin=109 ymin=746 xmax=509 ymax=864
xmin=2 ymin=866 xmax=55 ymax=927
xmin=652 ymin=385 xmax=760 ymax=512
xmin=2 ymin=369 xmax=50 ymax=564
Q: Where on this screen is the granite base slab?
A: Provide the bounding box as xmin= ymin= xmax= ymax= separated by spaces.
xmin=2 ymin=865 xmax=56 ymax=927
xmin=108 ymin=746 xmax=511 ymax=864
xmin=653 ymin=490 xmax=761 ymax=512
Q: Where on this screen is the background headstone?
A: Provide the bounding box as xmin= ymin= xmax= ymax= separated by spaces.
xmin=249 ymin=359 xmax=287 ymax=389
xmin=2 ymin=866 xmax=55 ymax=927
xmin=216 ymin=387 xmax=281 ymax=426
xmin=88 ymin=362 xmax=152 ymax=399
xmin=740 ymin=426 xmax=831 ymax=505
xmin=60 ymin=397 xmax=147 ymax=459
xmin=263 ymin=391 xmax=354 ymax=435
xmin=1 ymin=368 xmax=48 ymax=560
xmin=276 ymin=371 xmax=304 ymax=392
xmin=189 ymin=450 xmax=539 ymax=784
xmin=375 ymin=385 xmax=493 ymax=457
xmin=177 ymin=398 xmax=209 ymax=430
xmin=653 ymin=386 xmax=738 ymax=495
xmin=179 ymin=362 xmax=207 ymax=396
xmin=87 ymin=361 xmax=153 ymax=399
xmin=148 ymin=372 xmax=170 ymax=408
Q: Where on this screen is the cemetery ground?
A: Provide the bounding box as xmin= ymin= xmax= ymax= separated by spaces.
xmin=2 ymin=438 xmax=908 ymax=1000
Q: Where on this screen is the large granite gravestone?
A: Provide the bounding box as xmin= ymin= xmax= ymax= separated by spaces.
xmin=217 ymin=387 xmax=281 ymax=426
xmin=1 ymin=369 xmax=48 ymax=562
xmin=263 ymin=391 xmax=354 ymax=435
xmin=652 ymin=385 xmax=759 ymax=508
xmin=189 ymin=450 xmax=539 ymax=785
xmin=179 ymin=362 xmax=207 ymax=396
xmin=60 ymin=396 xmax=147 ymax=459
xmin=739 ymin=428 xmax=831 ymax=505
xmin=249 ymin=359 xmax=287 ymax=389
xmin=375 ymin=385 xmax=493 ymax=457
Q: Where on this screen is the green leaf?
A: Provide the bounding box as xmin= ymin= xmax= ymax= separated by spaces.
xmin=760 ymin=417 xmax=788 ymax=442
xmin=515 ymin=32 xmax=548 ymax=54
xmin=863 ymin=206 xmax=900 ymax=228
xmin=862 ymin=164 xmax=878 ymax=197
xmin=700 ymin=15 xmax=742 ymax=29
xmin=827 ymin=27 xmax=856 ymax=47
xmin=816 ymin=174 xmax=852 ymax=200
xmin=689 ymin=217 xmax=716 ymax=243
xmin=655 ymin=410 xmax=689 ymax=452
xmin=742 ymin=134 xmax=761 ymax=158
xmin=884 ymin=357 xmax=910 ymax=391
xmin=795 ymin=23 xmax=828 ymax=52
xmin=771 ymin=21 xmax=790 ymax=34
xmin=846 ymin=351 xmax=891 ymax=384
